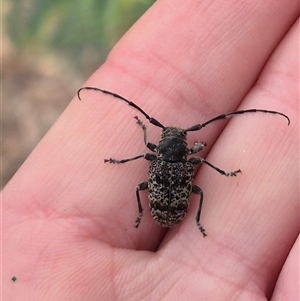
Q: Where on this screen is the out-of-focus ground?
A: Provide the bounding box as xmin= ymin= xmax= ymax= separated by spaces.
xmin=2 ymin=33 xmax=84 ymax=189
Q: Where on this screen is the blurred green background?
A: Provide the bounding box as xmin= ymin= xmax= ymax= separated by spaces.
xmin=2 ymin=0 xmax=155 ymax=188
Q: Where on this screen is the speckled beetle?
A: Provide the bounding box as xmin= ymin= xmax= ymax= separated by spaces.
xmin=78 ymin=87 xmax=290 ymax=236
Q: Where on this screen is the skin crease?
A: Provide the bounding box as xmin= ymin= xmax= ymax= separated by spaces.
xmin=2 ymin=1 xmax=299 ymax=300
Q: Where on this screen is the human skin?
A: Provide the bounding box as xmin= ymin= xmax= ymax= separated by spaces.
xmin=3 ymin=0 xmax=299 ymax=300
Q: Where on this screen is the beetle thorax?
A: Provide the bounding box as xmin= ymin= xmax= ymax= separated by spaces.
xmin=156 ymin=127 xmax=189 ymax=162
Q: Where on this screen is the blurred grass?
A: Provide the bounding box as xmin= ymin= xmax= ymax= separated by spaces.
xmin=2 ymin=0 xmax=155 ymax=188
xmin=5 ymin=0 xmax=155 ymax=74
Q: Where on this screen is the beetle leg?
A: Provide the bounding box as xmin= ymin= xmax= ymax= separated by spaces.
xmin=192 ymin=185 xmax=207 ymax=237
xmin=135 ymin=182 xmax=148 ymax=228
xmin=189 ymin=141 xmax=207 ymax=155
xmin=189 ymin=157 xmax=241 ymax=177
xmin=105 ymin=153 xmax=156 ymax=164
xmin=134 ymin=116 xmax=157 ymax=152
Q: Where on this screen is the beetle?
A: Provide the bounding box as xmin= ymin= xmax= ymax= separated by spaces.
xmin=78 ymin=87 xmax=290 ymax=236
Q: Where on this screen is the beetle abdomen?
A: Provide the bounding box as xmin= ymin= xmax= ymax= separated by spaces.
xmin=148 ymin=160 xmax=194 ymax=227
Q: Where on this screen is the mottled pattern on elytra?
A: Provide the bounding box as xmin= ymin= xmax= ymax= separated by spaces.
xmin=148 ymin=160 xmax=194 ymax=227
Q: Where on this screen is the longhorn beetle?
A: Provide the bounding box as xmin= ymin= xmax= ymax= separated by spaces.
xmin=78 ymin=87 xmax=290 ymax=236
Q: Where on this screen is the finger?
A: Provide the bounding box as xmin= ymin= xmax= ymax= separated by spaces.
xmin=159 ymin=18 xmax=298 ymax=299
xmin=70 ymin=0 xmax=298 ymax=249
xmin=272 ymin=236 xmax=299 ymax=301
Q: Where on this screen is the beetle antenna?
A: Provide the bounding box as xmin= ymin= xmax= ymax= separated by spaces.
xmin=77 ymin=87 xmax=165 ymax=129
xmin=185 ymin=109 xmax=290 ymax=132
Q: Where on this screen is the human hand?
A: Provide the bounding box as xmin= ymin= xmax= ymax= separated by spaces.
xmin=3 ymin=1 xmax=299 ymax=300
